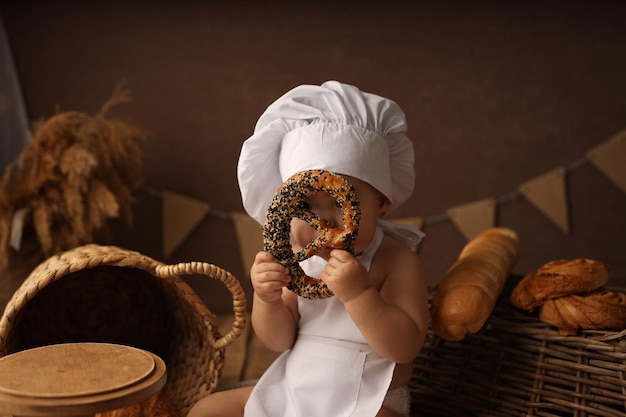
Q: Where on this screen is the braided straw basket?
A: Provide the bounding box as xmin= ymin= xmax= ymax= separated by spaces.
xmin=0 ymin=244 xmax=247 ymax=417
xmin=410 ymin=278 xmax=626 ymax=417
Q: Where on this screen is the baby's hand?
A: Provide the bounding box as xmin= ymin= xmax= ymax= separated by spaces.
xmin=251 ymin=251 xmax=291 ymax=304
xmin=321 ymin=249 xmax=370 ymax=303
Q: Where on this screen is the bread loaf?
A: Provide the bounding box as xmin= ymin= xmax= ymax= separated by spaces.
xmin=431 ymin=227 xmax=519 ymax=341
xmin=510 ymin=258 xmax=609 ymax=311
xmin=539 ymin=288 xmax=626 ymax=334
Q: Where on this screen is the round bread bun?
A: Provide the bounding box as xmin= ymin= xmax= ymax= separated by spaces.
xmin=539 ymin=288 xmax=626 ymax=333
xmin=510 ymin=258 xmax=609 ymax=311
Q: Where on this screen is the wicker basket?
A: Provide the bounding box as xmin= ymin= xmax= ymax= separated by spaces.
xmin=411 ymin=278 xmax=626 ymax=417
xmin=0 ymin=244 xmax=247 ymax=417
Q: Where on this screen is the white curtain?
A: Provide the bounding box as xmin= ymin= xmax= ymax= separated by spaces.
xmin=0 ymin=15 xmax=29 ymax=170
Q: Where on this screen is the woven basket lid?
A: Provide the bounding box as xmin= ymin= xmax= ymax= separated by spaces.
xmin=0 ymin=244 xmax=247 ymax=416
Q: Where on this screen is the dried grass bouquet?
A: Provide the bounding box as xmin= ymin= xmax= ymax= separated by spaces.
xmin=0 ymin=82 xmax=145 ymax=270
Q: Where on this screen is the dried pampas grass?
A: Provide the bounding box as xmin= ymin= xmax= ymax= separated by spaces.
xmin=0 ymin=81 xmax=145 ymax=270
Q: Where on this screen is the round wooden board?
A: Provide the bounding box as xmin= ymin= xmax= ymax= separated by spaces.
xmin=0 ymin=343 xmax=155 ymax=398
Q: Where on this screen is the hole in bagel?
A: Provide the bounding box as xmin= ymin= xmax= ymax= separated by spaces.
xmin=291 ymin=190 xmax=347 ymax=258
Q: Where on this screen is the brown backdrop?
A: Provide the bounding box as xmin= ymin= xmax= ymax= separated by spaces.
xmin=1 ymin=1 xmax=625 ymax=313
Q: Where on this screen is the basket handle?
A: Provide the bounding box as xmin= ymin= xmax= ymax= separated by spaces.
xmin=155 ymin=262 xmax=247 ymax=349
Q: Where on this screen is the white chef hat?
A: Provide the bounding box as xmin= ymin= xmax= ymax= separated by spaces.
xmin=237 ymin=80 xmax=415 ymax=226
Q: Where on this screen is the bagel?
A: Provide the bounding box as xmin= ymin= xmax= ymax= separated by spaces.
xmin=263 ymin=170 xmax=361 ymax=299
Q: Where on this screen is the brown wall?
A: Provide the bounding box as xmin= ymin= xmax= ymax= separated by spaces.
xmin=2 ymin=1 xmax=625 ymax=313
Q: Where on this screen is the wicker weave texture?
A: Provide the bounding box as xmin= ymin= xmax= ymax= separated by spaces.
xmin=0 ymin=244 xmax=247 ymax=417
xmin=411 ymin=283 xmax=626 ymax=417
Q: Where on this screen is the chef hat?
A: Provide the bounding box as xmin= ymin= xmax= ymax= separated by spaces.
xmin=237 ymin=81 xmax=415 ymax=225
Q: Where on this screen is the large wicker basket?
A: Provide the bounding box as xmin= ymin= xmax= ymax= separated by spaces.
xmin=0 ymin=244 xmax=247 ymax=417
xmin=411 ymin=278 xmax=626 ymax=417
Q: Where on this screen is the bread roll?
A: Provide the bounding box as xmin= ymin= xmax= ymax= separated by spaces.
xmin=539 ymin=288 xmax=626 ymax=334
xmin=431 ymin=227 xmax=519 ymax=341
xmin=510 ymin=258 xmax=609 ymax=311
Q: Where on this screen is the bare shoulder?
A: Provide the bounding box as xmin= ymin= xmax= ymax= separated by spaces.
xmin=371 ymin=235 xmax=426 ymax=290
xmin=374 ymin=234 xmax=429 ymax=335
xmin=378 ymin=235 xmax=423 ymax=271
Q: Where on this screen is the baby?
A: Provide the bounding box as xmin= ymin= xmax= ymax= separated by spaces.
xmin=188 ymin=81 xmax=429 ymax=417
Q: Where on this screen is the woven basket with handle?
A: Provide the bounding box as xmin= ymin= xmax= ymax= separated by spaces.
xmin=0 ymin=244 xmax=247 ymax=417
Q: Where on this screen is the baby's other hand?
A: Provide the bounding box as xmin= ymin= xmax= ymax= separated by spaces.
xmin=321 ymin=249 xmax=370 ymax=303
xmin=251 ymin=251 xmax=291 ymax=303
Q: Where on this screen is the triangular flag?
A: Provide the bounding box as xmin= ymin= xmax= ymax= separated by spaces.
xmin=390 ymin=216 xmax=424 ymax=232
xmin=519 ymin=166 xmax=569 ymax=234
xmin=587 ymin=130 xmax=626 ymax=194
xmin=231 ymin=212 xmax=263 ymax=276
xmin=446 ymin=197 xmax=496 ymax=241
xmin=161 ymin=190 xmax=210 ymax=258
xmin=388 ymin=216 xmax=425 ymax=252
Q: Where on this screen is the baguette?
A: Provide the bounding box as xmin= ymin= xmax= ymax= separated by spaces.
xmin=431 ymin=227 xmax=519 ymax=341
xmin=510 ymin=258 xmax=609 ymax=311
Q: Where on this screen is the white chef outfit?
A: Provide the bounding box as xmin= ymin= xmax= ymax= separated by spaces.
xmin=237 ymin=81 xmax=423 ymax=416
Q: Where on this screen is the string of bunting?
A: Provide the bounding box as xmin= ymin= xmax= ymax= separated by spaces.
xmin=158 ymin=130 xmax=625 ymax=274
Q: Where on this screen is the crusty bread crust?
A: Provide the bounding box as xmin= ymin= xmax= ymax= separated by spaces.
xmin=539 ymin=288 xmax=626 ymax=333
xmin=431 ymin=227 xmax=519 ymax=341
xmin=510 ymin=258 xmax=609 ymax=311
xmin=263 ymin=169 xmax=361 ymax=299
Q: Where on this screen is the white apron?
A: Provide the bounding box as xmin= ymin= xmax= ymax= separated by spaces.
xmin=245 ymin=227 xmax=400 ymax=417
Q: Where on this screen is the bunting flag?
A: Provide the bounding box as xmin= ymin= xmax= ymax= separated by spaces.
xmin=587 ymin=130 xmax=626 ymax=194
xmin=390 ymin=216 xmax=424 ymax=232
xmin=446 ymin=197 xmax=497 ymax=240
xmin=388 ymin=216 xmax=425 ymax=252
xmin=231 ymin=212 xmax=263 ymax=276
xmin=161 ymin=190 xmax=210 ymax=258
xmin=155 ymin=131 xmax=624 ymax=275
xmin=519 ymin=166 xmax=569 ymax=234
